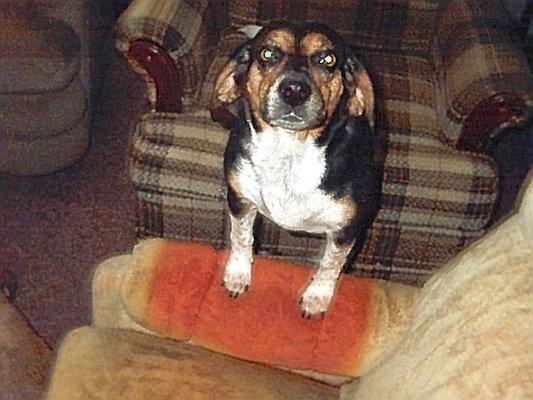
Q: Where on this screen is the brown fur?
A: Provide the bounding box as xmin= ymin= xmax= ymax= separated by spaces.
xmin=226 ymin=169 xmax=245 ymax=200
xmin=300 ymin=32 xmax=334 ymax=56
xmin=245 ymin=61 xmax=285 ymax=131
xmin=259 ymin=28 xmax=296 ymax=53
xmin=340 ymin=197 xmax=358 ymax=222
xmin=215 ymin=60 xmax=240 ymax=104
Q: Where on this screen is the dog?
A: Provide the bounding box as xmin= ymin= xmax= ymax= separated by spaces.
xmin=213 ymin=22 xmax=382 ymax=318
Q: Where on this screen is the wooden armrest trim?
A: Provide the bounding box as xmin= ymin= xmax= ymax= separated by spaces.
xmin=127 ymin=39 xmax=183 ymax=113
xmin=458 ymin=93 xmax=529 ymax=153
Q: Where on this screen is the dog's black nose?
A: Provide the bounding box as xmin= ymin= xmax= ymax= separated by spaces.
xmin=279 ymin=80 xmax=311 ymax=107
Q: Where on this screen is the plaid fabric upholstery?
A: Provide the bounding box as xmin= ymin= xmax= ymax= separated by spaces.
xmin=130 ymin=110 xmax=497 ymax=285
xmin=129 ymin=110 xmax=228 ymax=246
xmin=223 ymin=0 xmax=438 ymax=52
xmin=116 ymin=0 xmax=214 ymax=108
xmin=354 ymin=129 xmax=497 ymax=285
xmin=434 ymin=0 xmax=532 ymax=144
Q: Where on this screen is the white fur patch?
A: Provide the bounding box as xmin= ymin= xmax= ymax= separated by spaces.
xmin=223 ymin=210 xmax=256 ymax=295
xmin=223 ymin=255 xmax=252 ymax=294
xmin=300 ymin=276 xmax=337 ymax=315
xmin=234 ymin=125 xmax=348 ymax=233
xmin=300 ymin=234 xmax=354 ymax=315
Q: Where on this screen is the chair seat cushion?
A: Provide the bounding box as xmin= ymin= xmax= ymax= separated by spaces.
xmin=45 ymin=327 xmax=338 ymax=400
xmin=0 ymin=7 xmax=80 ymax=93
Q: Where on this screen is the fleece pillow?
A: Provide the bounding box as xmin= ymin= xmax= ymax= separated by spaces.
xmin=112 ymin=239 xmax=419 ymax=383
xmin=341 ymin=176 xmax=533 ymax=399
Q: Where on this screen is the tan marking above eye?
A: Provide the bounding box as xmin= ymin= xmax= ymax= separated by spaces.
xmin=300 ymin=32 xmax=334 ymax=56
xmin=260 ymin=29 xmax=295 ymax=54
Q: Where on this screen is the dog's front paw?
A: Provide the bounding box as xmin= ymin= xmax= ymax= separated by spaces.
xmin=299 ymin=278 xmax=336 ymax=318
xmin=222 ymin=256 xmax=252 ymax=298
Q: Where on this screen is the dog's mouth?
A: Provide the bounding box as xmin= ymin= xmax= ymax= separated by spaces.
xmin=266 ymin=111 xmax=318 ymax=130
xmin=280 ymin=112 xmax=304 ymax=123
xmin=266 ymin=106 xmax=324 ymax=130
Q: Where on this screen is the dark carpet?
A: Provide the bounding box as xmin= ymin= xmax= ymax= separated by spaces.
xmin=0 ymin=52 xmax=146 ymax=346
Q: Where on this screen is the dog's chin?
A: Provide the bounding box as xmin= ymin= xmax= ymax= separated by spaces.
xmin=265 ymin=112 xmax=322 ymax=131
xmin=270 ymin=115 xmax=309 ymax=131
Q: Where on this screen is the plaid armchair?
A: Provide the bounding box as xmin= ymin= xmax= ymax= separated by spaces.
xmin=116 ymin=0 xmax=531 ymax=286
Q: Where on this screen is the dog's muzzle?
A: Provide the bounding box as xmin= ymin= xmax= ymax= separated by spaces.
xmin=279 ymin=79 xmax=312 ymax=107
xmin=262 ymin=71 xmax=324 ymax=131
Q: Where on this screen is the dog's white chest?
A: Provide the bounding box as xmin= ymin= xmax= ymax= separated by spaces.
xmin=235 ymin=127 xmax=345 ymax=233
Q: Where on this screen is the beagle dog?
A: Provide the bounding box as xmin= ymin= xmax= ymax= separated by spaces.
xmin=213 ymin=22 xmax=381 ymax=318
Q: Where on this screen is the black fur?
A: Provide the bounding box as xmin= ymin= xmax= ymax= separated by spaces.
xmin=319 ymin=115 xmax=381 ymax=241
xmin=223 ymin=99 xmax=253 ymax=217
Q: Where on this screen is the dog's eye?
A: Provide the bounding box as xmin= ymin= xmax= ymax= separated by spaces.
xmin=260 ymin=48 xmax=277 ymax=62
xmin=318 ymin=53 xmax=337 ymax=68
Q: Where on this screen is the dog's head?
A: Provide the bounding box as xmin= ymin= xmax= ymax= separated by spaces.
xmin=214 ymin=22 xmax=374 ymax=137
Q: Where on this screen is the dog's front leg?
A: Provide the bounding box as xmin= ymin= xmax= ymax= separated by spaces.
xmin=300 ymin=232 xmax=354 ymax=318
xmin=222 ymin=195 xmax=257 ymax=298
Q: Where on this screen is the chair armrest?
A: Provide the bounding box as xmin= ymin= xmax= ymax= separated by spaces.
xmin=127 ymin=39 xmax=182 ymax=112
xmin=435 ymin=0 xmax=532 ymax=152
xmin=0 ymin=294 xmax=52 ymax=400
xmin=458 ymin=93 xmax=530 ymax=152
xmin=115 ymin=0 xmax=215 ymax=112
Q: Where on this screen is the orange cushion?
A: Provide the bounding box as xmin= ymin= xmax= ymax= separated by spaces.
xmin=122 ymin=240 xmax=377 ymax=377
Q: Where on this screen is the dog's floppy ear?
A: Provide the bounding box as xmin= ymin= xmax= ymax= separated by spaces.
xmin=342 ymin=47 xmax=375 ymax=128
xmin=214 ymin=42 xmax=252 ymax=105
